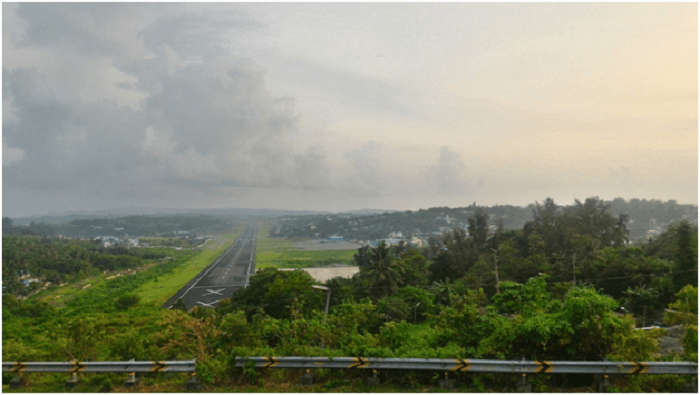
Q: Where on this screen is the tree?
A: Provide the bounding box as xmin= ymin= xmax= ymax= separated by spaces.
xmin=468 ymin=208 xmax=489 ymax=251
xmin=429 ymin=228 xmax=478 ymax=282
xmin=674 ymin=221 xmax=697 ymax=290
xmin=398 ymin=248 xmax=431 ymax=287
xmin=360 ymin=241 xmax=403 ymax=300
xmin=623 ymin=286 xmax=659 ymax=327
xmin=226 ymin=268 xmax=322 ymax=319
xmin=663 ymin=285 xmax=698 ymax=360
xmin=3 ymin=217 xmax=14 ymax=234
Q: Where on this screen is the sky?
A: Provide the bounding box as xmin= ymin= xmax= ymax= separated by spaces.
xmin=2 ymin=3 xmax=697 ymax=217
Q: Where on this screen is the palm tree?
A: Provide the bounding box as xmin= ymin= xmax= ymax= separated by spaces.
xmin=362 ymin=241 xmax=403 ymax=300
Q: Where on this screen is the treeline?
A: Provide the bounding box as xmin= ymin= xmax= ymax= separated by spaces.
xmin=2 ymin=214 xmax=236 ymax=238
xmin=276 ymin=197 xmax=697 ymax=241
xmin=2 ymin=235 xmax=169 ymax=296
xmin=232 ymin=198 xmax=696 ymax=328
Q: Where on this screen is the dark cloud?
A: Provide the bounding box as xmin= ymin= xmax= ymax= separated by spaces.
xmin=3 ymin=4 xmax=338 ymax=215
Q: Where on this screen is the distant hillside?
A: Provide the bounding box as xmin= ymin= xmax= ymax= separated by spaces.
xmin=3 ymin=214 xmax=238 ymax=238
xmin=11 ymin=207 xmax=327 ymax=226
xmin=275 ymin=198 xmax=697 ymax=242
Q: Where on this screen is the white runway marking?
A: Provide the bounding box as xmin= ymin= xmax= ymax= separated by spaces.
xmin=205 ymin=288 xmax=225 ymax=296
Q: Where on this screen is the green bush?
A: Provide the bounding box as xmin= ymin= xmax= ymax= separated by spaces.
xmin=114 ymin=294 xmax=140 ymax=310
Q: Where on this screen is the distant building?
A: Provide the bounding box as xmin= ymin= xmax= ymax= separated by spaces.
xmin=409 ymin=236 xmax=424 ymax=248
xmin=22 ymin=277 xmax=40 ymax=287
xmin=373 ymin=238 xmax=403 ymax=247
xmin=328 ymin=235 xmax=344 ymax=241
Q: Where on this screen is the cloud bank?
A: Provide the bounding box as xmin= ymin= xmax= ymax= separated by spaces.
xmin=3 ymin=3 xmax=695 ymax=216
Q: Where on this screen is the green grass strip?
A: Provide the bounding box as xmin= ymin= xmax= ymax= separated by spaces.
xmin=134 ymin=230 xmax=241 ymax=306
xmin=255 ymin=221 xmax=356 ymax=268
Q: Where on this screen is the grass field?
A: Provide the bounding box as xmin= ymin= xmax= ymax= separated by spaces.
xmin=255 ymin=222 xmax=357 ymax=269
xmin=133 ymin=229 xmax=242 ymax=306
xmin=33 ymin=231 xmax=242 ymax=308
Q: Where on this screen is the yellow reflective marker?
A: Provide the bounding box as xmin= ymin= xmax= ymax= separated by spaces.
xmin=348 ymin=357 xmax=369 ymax=368
xmin=543 ymin=361 xmax=553 ymax=373
xmin=263 ymin=356 xmax=278 ymax=368
xmin=535 ymin=361 xmax=544 ymax=374
xmin=348 ymin=357 xmax=361 ymax=369
xmin=71 ymin=361 xmax=85 ymax=373
xmin=630 ymin=362 xmax=648 ymax=375
xmin=535 ymin=361 xmax=552 ymax=374
xmin=638 ymin=362 xmax=648 ymax=374
xmin=358 ymin=357 xmax=370 ymax=368
xmin=451 ymin=358 xmax=471 ymax=372
xmin=151 ymin=361 xmax=167 ymax=372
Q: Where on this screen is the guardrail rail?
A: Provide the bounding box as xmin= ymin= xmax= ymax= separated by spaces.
xmin=2 ymin=360 xmax=197 ymax=388
xmin=3 ymin=357 xmax=696 ymax=391
xmin=233 ymin=356 xmax=698 ymax=375
xmin=3 ymin=360 xmax=196 ymax=373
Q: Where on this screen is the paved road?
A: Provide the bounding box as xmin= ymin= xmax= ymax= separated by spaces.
xmin=163 ymin=225 xmax=257 ymax=309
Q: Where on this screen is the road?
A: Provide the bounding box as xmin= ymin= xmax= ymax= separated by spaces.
xmin=162 ymin=225 xmax=257 ymax=309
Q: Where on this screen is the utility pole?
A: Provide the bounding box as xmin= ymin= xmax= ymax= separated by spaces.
xmin=312 ymin=285 xmax=331 ymax=320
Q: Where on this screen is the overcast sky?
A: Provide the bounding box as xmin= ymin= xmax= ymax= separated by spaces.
xmin=2 ymin=3 xmax=697 ymax=217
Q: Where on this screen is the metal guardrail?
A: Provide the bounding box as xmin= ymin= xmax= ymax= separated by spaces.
xmin=2 ymin=360 xmax=196 ymax=373
xmin=234 ymin=356 xmax=698 ymax=375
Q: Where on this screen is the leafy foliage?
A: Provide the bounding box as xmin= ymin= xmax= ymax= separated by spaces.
xmin=3 ymin=198 xmax=698 ymax=392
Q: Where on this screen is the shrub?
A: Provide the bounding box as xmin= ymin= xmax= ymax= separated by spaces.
xmin=114 ymin=294 xmax=140 ymax=310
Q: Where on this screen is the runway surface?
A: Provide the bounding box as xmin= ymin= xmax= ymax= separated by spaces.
xmin=163 ymin=225 xmax=256 ymax=309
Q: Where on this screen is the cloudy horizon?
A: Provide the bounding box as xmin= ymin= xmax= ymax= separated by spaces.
xmin=3 ymin=3 xmax=697 ymax=217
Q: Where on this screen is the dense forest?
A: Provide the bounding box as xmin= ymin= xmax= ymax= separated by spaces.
xmin=2 ymin=197 xmax=698 ymax=392
xmin=275 ymin=198 xmax=697 ymax=242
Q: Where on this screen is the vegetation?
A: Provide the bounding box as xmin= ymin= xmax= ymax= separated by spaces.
xmin=3 ymin=214 xmax=237 ymax=239
xmin=2 ymin=235 xmax=163 ymax=297
xmin=275 ymin=198 xmax=696 ymax=242
xmin=256 ymin=223 xmax=355 ymax=268
xmin=2 ymin=198 xmax=698 ymax=392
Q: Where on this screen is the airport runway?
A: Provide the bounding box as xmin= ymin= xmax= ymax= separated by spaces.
xmin=163 ymin=225 xmax=256 ymax=309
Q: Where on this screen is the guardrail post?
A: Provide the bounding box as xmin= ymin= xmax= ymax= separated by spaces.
xmin=124 ymin=359 xmax=138 ymax=386
xmin=65 ymin=360 xmax=80 ymax=387
xmin=9 ymin=374 xmax=26 ymax=388
xmin=186 ymin=371 xmax=199 ymax=391
xmin=684 ymin=375 xmax=697 ymax=393
xmin=595 ymin=374 xmax=610 ymax=392
xmin=439 ymin=371 xmax=454 ymax=389
xmin=367 ymin=368 xmax=380 ymax=386
xmin=65 ymin=372 xmax=80 ymax=387
xmin=516 ymin=357 xmax=531 ymax=392
xmin=301 ymin=368 xmax=313 ymax=385
xmin=517 ymin=373 xmax=532 ymax=392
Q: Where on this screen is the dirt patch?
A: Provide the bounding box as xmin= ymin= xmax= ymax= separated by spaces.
xmin=280 ymin=266 xmax=360 ymax=283
xmin=307 ymin=266 xmax=358 ymax=283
